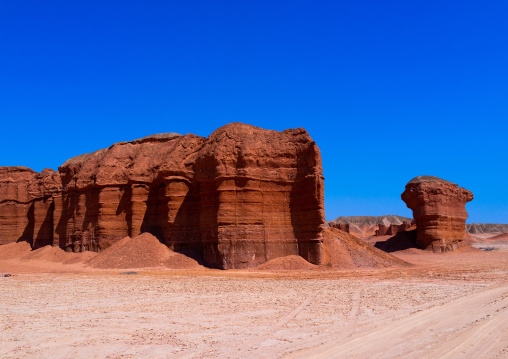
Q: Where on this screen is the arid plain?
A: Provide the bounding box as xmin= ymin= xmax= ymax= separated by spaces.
xmin=1 ymin=241 xmax=507 ymax=359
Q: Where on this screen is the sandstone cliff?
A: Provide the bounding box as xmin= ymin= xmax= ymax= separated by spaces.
xmin=0 ymin=123 xmax=325 ymax=269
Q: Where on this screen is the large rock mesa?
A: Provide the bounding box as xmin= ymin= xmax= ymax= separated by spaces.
xmin=0 ymin=123 xmax=325 ymax=269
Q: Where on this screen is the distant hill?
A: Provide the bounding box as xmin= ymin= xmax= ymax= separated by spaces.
xmin=327 ymin=215 xmax=412 ymax=228
xmin=466 ymin=223 xmax=508 ymax=235
xmin=327 ymin=215 xmax=508 ymax=238
xmin=325 ymin=215 xmax=413 ymax=238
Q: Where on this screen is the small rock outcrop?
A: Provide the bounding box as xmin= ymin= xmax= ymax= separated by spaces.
xmin=401 ymin=176 xmax=474 ymax=252
xmin=374 ymin=222 xmax=412 ymax=236
xmin=329 ymin=223 xmax=350 ymax=232
xmin=0 ymin=123 xmax=325 ymax=269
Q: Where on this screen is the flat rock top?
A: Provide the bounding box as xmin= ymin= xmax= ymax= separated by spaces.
xmin=0 ymin=166 xmax=36 ymax=173
xmin=130 ymin=132 xmax=182 ymax=144
xmin=407 ymin=176 xmax=453 ymax=185
xmin=63 ymin=132 xmax=183 ymax=167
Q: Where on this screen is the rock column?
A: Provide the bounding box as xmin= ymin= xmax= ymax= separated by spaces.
xmin=401 ymin=176 xmax=473 ymax=252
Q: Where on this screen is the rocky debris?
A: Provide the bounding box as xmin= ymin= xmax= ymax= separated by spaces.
xmin=323 ymin=228 xmax=410 ymax=268
xmin=401 ymin=176 xmax=474 ymax=253
xmin=0 ymin=123 xmax=325 ymax=269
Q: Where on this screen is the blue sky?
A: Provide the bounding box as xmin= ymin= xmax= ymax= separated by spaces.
xmin=1 ymin=1 xmax=506 ymax=223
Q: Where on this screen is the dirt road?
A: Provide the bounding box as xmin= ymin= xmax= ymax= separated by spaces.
xmin=286 ymin=282 xmax=508 ymax=359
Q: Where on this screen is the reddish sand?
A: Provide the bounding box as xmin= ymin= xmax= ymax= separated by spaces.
xmin=485 ymin=232 xmax=508 ymax=241
xmin=1 ymin=237 xmax=508 ymax=358
xmin=323 ymin=228 xmax=410 ymax=268
xmin=256 ymin=255 xmax=317 ymax=270
xmin=86 ymin=233 xmax=203 ymax=270
xmin=0 ymin=241 xmax=32 ymax=259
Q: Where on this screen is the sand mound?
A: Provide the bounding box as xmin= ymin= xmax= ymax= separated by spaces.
xmin=22 ymin=245 xmax=74 ymax=262
xmin=323 ymin=228 xmax=410 ymax=268
xmin=392 ymin=248 xmax=429 ymax=255
xmin=454 ymin=244 xmax=482 ymax=253
xmin=164 ymin=252 xmax=202 ymax=269
xmin=19 ymin=245 xmax=95 ymax=264
xmin=256 ymin=255 xmax=316 ymax=270
xmin=87 ymin=233 xmax=171 ymax=269
xmin=87 ymin=232 xmax=203 ymax=269
xmin=463 ymin=232 xmax=479 ymax=244
xmin=485 ymin=233 xmax=508 ymax=242
xmin=63 ymin=251 xmax=97 ymax=264
xmin=0 ymin=241 xmax=32 ymax=260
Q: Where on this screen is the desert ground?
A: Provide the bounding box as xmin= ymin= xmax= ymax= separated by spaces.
xmin=1 ymin=240 xmax=507 ymax=359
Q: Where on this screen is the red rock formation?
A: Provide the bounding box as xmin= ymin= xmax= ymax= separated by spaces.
xmin=0 ymin=167 xmax=35 ymax=245
xmin=194 ymin=124 xmax=324 ymax=268
xmin=373 ymin=221 xmax=412 ymax=237
xmin=375 ymin=224 xmax=388 ymax=236
xmin=0 ymin=123 xmax=325 ymax=269
xmin=385 ymin=224 xmax=398 ymax=236
xmin=401 ymin=176 xmax=474 ymax=253
xmin=329 ymin=223 xmax=350 ymax=232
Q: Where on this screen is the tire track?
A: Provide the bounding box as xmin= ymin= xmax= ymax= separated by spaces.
xmin=348 ymin=287 xmax=363 ymax=319
xmin=425 ymin=304 xmax=508 ymax=359
xmin=285 ymin=283 xmax=508 ymax=359
xmin=235 ymin=291 xmax=321 ymax=356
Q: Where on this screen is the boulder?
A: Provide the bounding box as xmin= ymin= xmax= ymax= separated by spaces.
xmin=401 ymin=176 xmax=474 ymax=252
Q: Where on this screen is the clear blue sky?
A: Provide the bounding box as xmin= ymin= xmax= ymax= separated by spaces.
xmin=1 ymin=1 xmax=506 ymax=223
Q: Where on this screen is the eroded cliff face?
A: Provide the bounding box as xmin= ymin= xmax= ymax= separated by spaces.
xmin=0 ymin=123 xmax=325 ymax=268
xmin=401 ymin=176 xmax=474 ymax=253
xmin=195 ymin=124 xmax=324 ymax=268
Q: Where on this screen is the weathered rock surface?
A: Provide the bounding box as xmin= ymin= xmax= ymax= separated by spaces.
xmin=194 ymin=124 xmax=324 ymax=268
xmin=0 ymin=123 xmax=325 ymax=269
xmin=401 ymin=176 xmax=474 ymax=253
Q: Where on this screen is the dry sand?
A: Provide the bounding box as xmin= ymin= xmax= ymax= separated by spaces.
xmin=1 ymin=242 xmax=508 ymax=358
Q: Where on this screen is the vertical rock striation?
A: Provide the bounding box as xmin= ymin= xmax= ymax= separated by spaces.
xmin=195 ymin=123 xmax=324 ymax=268
xmin=401 ymin=176 xmax=474 ymax=252
xmin=0 ymin=123 xmax=325 ymax=268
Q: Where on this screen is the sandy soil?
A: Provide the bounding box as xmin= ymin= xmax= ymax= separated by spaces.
xmin=1 ymin=249 xmax=507 ymax=358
